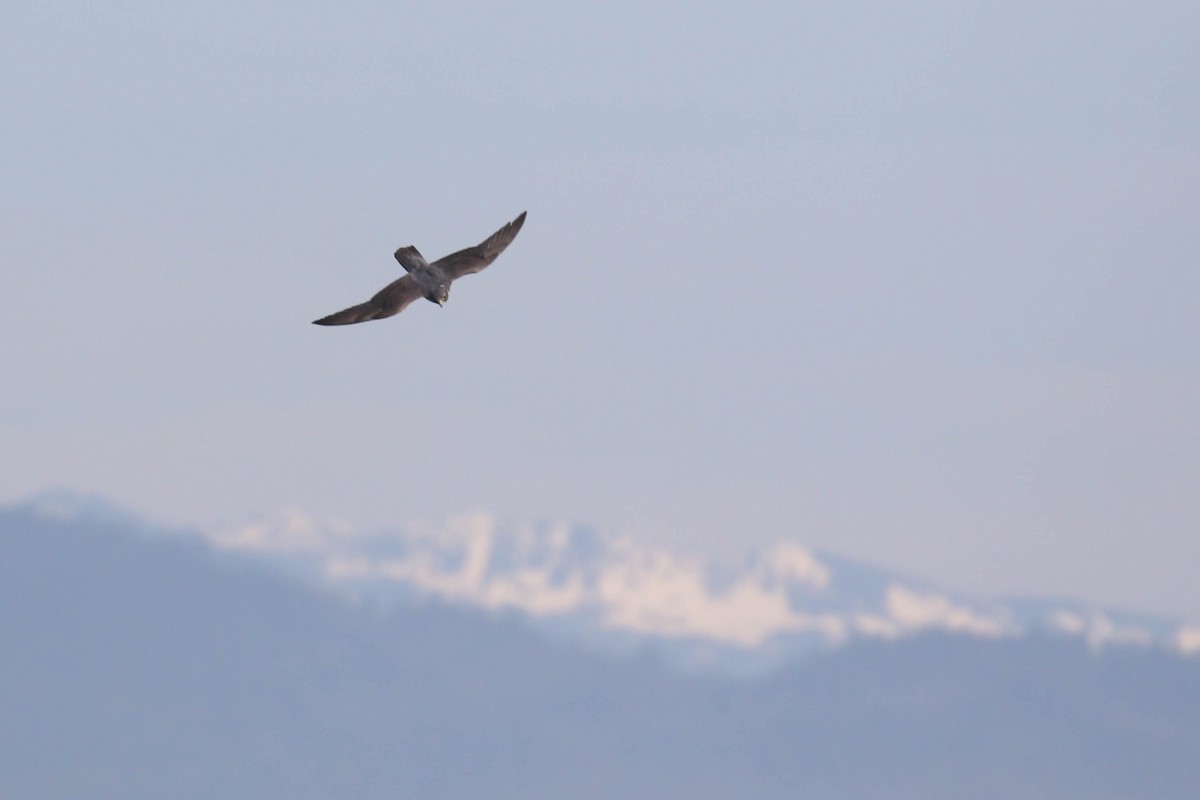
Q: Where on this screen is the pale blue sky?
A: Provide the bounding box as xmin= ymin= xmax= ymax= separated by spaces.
xmin=3 ymin=2 xmax=1198 ymax=617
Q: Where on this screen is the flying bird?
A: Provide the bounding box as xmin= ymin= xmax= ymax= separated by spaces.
xmin=313 ymin=211 xmax=527 ymax=326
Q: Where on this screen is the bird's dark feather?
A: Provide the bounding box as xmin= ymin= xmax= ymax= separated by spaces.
xmin=393 ymin=246 xmax=428 ymax=273
xmin=435 ymin=211 xmax=527 ymax=280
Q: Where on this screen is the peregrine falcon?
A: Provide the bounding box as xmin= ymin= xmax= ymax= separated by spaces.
xmin=313 ymin=211 xmax=527 ymax=326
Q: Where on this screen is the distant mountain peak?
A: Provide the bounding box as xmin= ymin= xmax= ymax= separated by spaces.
xmin=9 ymin=493 xmax=1196 ymax=675
xmin=201 ymin=509 xmax=1200 ymax=674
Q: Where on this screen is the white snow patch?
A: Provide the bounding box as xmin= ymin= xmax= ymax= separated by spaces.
xmin=1049 ymin=609 xmax=1152 ymax=649
xmin=884 ymin=585 xmax=1013 ymax=637
xmin=209 ymin=509 xmax=354 ymax=552
xmin=592 ymin=542 xmax=840 ymax=646
xmin=766 ymin=543 xmax=831 ymax=589
xmin=1049 ymin=610 xmax=1088 ymax=635
xmin=1177 ymin=626 xmax=1200 ymax=655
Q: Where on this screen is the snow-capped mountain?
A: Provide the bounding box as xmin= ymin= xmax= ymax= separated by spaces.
xmin=16 ymin=490 xmax=1197 ymax=675
xmin=200 ymin=507 xmax=1200 ymax=675
xmin=9 ymin=494 xmax=1200 ymax=798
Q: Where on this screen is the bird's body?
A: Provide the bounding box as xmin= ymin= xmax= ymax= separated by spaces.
xmin=313 ymin=211 xmax=526 ymax=326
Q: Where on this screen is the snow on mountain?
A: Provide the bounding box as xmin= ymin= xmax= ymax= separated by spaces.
xmin=13 ymin=490 xmax=1195 ymax=674
xmin=203 ymin=508 xmax=1200 ymax=674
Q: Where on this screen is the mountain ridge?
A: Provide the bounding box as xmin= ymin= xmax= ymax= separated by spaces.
xmin=204 ymin=506 xmax=1200 ymax=672
xmin=17 ymin=490 xmax=1195 ymax=676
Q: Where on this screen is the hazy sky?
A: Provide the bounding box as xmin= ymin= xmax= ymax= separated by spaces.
xmin=3 ymin=2 xmax=1198 ymax=618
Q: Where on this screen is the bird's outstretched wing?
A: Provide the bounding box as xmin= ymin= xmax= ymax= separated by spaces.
xmin=312 ymin=301 xmax=386 ymax=326
xmin=393 ymin=246 xmax=429 ymax=273
xmin=434 ymin=211 xmax=527 ymax=281
xmin=312 ymin=274 xmax=423 ymax=325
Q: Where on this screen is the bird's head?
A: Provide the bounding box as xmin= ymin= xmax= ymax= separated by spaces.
xmin=425 ymin=284 xmax=450 ymax=307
